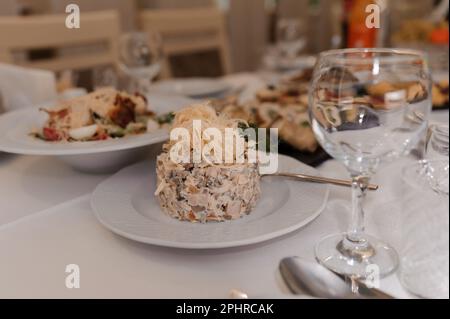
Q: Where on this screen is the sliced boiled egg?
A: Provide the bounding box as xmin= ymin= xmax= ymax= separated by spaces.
xmin=69 ymin=124 xmax=98 ymax=140
xmin=146 ymin=119 xmax=159 ymax=132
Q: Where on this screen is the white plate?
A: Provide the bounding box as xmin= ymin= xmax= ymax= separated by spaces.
xmin=0 ymin=94 xmax=194 ymax=173
xmin=150 ymin=78 xmax=231 ymax=98
xmin=264 ymin=55 xmax=317 ymax=72
xmin=0 ymin=108 xmax=168 ymax=156
xmin=148 ymin=93 xmax=195 ymax=114
xmin=91 ymin=155 xmax=329 ymax=249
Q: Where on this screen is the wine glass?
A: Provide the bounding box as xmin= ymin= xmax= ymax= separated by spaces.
xmin=92 ymin=65 xmax=118 ymax=90
xmin=309 ymin=48 xmax=432 ymax=278
xmin=118 ymin=31 xmax=163 ymax=94
xmin=400 ymin=159 xmax=449 ymax=298
xmin=276 ymin=18 xmax=307 ymax=59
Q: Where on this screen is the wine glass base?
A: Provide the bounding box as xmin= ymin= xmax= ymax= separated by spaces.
xmin=315 ymin=233 xmax=399 ymax=279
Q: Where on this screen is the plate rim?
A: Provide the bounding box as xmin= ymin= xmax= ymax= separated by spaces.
xmin=91 ymin=155 xmax=329 ymax=249
xmin=0 ymin=92 xmax=196 ymax=156
xmin=0 ymin=108 xmax=169 ymax=155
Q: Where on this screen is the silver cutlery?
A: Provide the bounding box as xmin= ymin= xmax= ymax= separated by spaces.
xmin=279 ymin=256 xmax=394 ymax=299
xmin=262 ymin=173 xmax=379 ymax=191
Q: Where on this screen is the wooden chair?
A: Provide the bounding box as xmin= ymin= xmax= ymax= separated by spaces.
xmin=0 ymin=10 xmax=120 ymax=72
xmin=139 ymin=7 xmax=232 ymax=77
xmin=0 ymin=0 xmax=18 ymax=16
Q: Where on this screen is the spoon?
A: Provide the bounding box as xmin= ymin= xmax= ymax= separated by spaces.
xmin=279 ymin=257 xmax=394 ymax=299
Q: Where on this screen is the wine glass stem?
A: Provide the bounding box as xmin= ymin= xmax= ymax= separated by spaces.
xmin=347 ymin=175 xmax=369 ymax=243
xmin=337 ymin=175 xmax=375 ymax=261
xmin=137 ymin=77 xmax=151 ymax=94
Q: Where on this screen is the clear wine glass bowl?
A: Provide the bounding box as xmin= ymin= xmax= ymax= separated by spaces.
xmin=276 ymin=18 xmax=306 ymax=59
xmin=309 ymin=48 xmax=432 ymax=278
xmin=118 ymin=31 xmax=163 ymax=93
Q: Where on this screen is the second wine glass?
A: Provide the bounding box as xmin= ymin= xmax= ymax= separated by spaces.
xmin=118 ymin=31 xmax=163 ymax=94
xmin=309 ymin=48 xmax=432 ymax=279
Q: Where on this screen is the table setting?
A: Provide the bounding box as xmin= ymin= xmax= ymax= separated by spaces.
xmin=0 ymin=34 xmax=449 ymax=300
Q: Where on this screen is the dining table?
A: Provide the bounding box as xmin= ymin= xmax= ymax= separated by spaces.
xmin=0 ymin=72 xmax=448 ymax=299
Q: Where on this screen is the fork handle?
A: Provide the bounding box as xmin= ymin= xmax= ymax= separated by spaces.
xmin=263 ymin=173 xmax=379 ymax=191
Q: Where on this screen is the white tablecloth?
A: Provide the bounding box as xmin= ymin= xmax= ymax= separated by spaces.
xmin=0 ymin=154 xmax=419 ymax=298
xmin=0 ymin=160 xmax=413 ymax=299
xmin=0 ymin=87 xmax=448 ymax=298
xmin=0 ymin=154 xmax=107 ymax=225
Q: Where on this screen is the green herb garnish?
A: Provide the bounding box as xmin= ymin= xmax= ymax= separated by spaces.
xmin=156 ymin=112 xmax=175 ymax=125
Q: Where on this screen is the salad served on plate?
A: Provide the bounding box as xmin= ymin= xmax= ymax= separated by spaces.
xmin=31 ymin=87 xmax=174 ymax=142
xmin=155 ymin=104 xmax=261 ymax=223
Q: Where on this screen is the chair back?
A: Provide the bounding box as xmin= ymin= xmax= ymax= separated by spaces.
xmin=139 ymin=7 xmax=232 ymax=77
xmin=0 ymin=10 xmax=120 ymax=72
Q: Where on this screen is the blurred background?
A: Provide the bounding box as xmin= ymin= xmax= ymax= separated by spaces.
xmin=0 ymin=0 xmax=448 ymax=92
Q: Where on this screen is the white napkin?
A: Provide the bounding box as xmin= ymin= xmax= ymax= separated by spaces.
xmin=0 ymin=63 xmax=57 ymax=113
